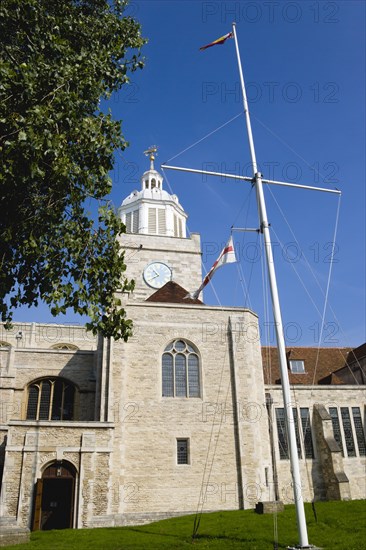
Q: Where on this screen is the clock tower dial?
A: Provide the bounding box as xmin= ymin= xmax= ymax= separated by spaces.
xmin=143 ymin=262 xmax=172 ymax=289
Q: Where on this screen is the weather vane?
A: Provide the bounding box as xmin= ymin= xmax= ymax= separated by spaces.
xmin=144 ymin=145 xmax=158 ymax=161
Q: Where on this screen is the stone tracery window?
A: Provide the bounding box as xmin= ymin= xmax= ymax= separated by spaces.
xmin=51 ymin=343 xmax=79 ymax=351
xmin=162 ymin=340 xmax=200 ymax=398
xmin=0 ymin=341 xmax=11 ymax=348
xmin=275 ymin=407 xmax=314 ymax=460
xmin=26 ymin=378 xmax=75 ymax=420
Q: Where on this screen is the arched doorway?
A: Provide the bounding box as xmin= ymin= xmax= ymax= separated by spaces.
xmin=32 ymin=461 xmax=76 ymax=531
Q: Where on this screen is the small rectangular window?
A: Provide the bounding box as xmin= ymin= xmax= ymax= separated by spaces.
xmin=177 ymin=439 xmax=189 ymax=464
xmin=289 ymin=360 xmax=305 ymax=373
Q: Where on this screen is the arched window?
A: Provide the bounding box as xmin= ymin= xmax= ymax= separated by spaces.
xmin=51 ymin=343 xmax=79 ymax=351
xmin=26 ymin=378 xmax=75 ymax=420
xmin=162 ymin=340 xmax=200 ymax=398
xmin=0 ymin=341 xmax=11 ymax=348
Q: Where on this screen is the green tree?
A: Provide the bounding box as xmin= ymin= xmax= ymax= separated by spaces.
xmin=0 ymin=0 xmax=145 ymax=340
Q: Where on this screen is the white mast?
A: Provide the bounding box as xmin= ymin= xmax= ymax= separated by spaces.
xmin=231 ymin=21 xmax=311 ymax=549
xmin=162 ymin=24 xmax=336 ymax=548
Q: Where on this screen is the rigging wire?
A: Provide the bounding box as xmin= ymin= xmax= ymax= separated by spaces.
xmin=192 ymin=351 xmax=233 ymax=539
xmin=162 ymin=155 xmax=257 ymax=540
xmin=251 ymin=113 xmax=339 ymax=189
xmin=259 ymin=235 xmax=279 ymax=549
xmin=164 ymin=112 xmax=243 ymax=164
xmin=232 ymin=185 xmax=255 ymax=311
xmin=267 ymin=188 xmax=361 ymax=383
xmin=267 ymin=189 xmax=347 ymax=523
xmin=161 ymin=166 xmax=242 ymax=540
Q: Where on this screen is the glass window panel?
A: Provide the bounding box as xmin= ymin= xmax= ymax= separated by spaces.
xmin=177 ymin=439 xmax=188 ymax=464
xmin=38 ymin=381 xmax=51 ymax=420
xmin=174 ymin=340 xmax=186 ymax=352
xmin=26 ymin=385 xmax=39 ymax=420
xmin=51 ymin=380 xmax=63 ymax=420
xmin=292 ymin=408 xmax=302 ymax=459
xmin=188 ymin=354 xmax=200 ymax=397
xmin=289 ymin=360 xmax=305 ymax=373
xmin=300 ymin=408 xmax=314 ymax=459
xmin=162 ymin=340 xmax=200 ymax=399
xmin=341 ymin=407 xmax=356 ymax=457
xmin=329 ymin=407 xmax=344 ymax=455
xmin=27 ymin=378 xmax=75 ymax=421
xmin=276 ymin=408 xmax=288 ymax=459
xmin=175 ymin=353 xmax=187 ymax=397
xmin=352 ymin=407 xmax=366 ymax=456
xmin=162 ymin=353 xmax=174 ymax=397
xmin=63 ymin=384 xmax=75 ymax=420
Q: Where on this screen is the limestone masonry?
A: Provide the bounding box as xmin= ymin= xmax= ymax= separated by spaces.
xmin=0 ymin=158 xmax=365 ymax=543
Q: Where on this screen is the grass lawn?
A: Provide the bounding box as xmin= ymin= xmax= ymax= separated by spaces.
xmin=3 ymin=500 xmax=366 ymax=550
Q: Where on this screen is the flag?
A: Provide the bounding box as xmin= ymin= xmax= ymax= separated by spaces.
xmin=199 ymin=32 xmax=233 ymax=51
xmin=187 ymin=236 xmax=237 ymax=300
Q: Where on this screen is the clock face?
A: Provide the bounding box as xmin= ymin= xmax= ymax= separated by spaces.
xmin=143 ymin=262 xmax=172 ymax=289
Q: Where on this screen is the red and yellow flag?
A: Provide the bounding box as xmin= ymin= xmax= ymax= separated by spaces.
xmin=199 ymin=32 xmax=233 ymax=51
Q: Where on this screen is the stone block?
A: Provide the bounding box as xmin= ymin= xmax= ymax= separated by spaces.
xmin=0 ymin=524 xmax=30 ymax=547
xmin=255 ymin=501 xmax=284 ymax=514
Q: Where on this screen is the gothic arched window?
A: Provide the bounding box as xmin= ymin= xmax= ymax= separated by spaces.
xmin=162 ymin=340 xmax=200 ymax=398
xmin=51 ymin=343 xmax=79 ymax=351
xmin=26 ymin=378 xmax=75 ymax=421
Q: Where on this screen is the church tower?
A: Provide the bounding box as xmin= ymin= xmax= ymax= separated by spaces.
xmin=117 ymin=148 xmax=202 ymax=301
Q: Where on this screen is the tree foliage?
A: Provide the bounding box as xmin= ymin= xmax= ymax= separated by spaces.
xmin=0 ymin=0 xmax=145 ymax=339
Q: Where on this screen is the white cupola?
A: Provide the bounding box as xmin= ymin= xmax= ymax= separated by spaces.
xmin=118 ymin=146 xmax=187 ymax=238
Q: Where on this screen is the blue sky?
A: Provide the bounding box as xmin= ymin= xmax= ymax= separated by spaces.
xmin=15 ymin=1 xmax=365 ymax=348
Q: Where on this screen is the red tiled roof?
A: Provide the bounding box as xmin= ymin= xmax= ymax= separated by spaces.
xmin=145 ymin=281 xmax=203 ymax=305
xmin=261 ymin=346 xmax=364 ymax=385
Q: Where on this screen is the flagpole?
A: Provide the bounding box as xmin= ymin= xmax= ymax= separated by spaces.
xmin=232 ymin=22 xmax=311 ymax=549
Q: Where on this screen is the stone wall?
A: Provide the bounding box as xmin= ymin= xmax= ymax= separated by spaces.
xmin=267 ymin=385 xmax=366 ymax=502
xmin=106 ymin=302 xmax=273 ymax=522
xmin=118 ymin=232 xmax=202 ymax=301
xmin=1 ymin=317 xmax=365 ymax=533
xmin=0 ymin=423 xmax=114 ymax=529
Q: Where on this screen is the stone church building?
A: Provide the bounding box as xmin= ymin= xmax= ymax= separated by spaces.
xmin=0 ymin=157 xmax=365 ymax=541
